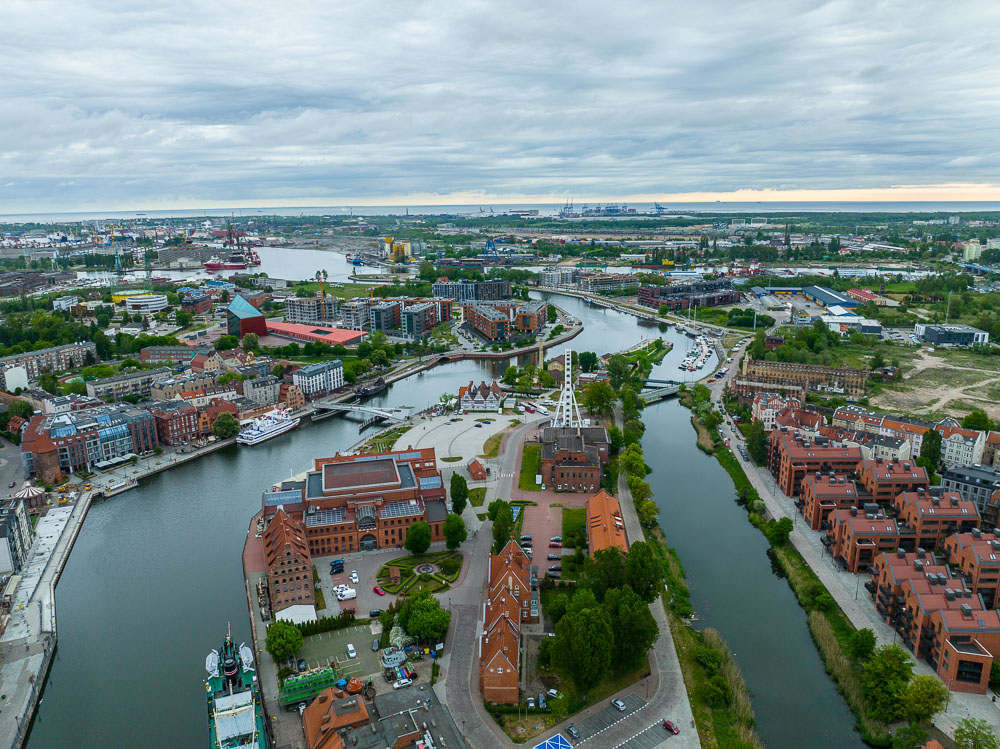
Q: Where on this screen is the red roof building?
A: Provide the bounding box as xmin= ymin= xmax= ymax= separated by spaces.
xmin=892 ymin=490 xmax=979 ymax=552
xmin=263 ymin=508 xmax=316 ymax=618
xmin=799 ymin=472 xmax=859 ymax=531
xmin=827 ymin=506 xmax=900 ymax=573
xmin=941 ymin=530 xmax=1000 ymax=609
xmin=264 ymin=321 xmax=366 ymax=346
xmin=767 ymin=428 xmax=863 ymax=497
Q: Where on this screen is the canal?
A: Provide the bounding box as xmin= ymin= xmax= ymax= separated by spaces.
xmin=26 ymin=292 xmax=858 ymax=748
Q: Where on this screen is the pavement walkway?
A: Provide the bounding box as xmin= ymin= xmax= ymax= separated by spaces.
xmin=710 ymin=374 xmax=1000 ymax=739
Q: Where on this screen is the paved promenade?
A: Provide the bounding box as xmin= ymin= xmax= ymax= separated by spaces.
xmin=714 ymin=403 xmax=1000 ymax=738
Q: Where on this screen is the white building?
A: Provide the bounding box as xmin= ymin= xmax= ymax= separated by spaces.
xmin=125 ymin=294 xmax=169 ymax=314
xmin=936 ymin=422 xmax=986 ymax=469
xmin=1 ymin=366 xmax=29 ymax=392
xmin=751 ymin=393 xmax=800 ymax=431
xmin=963 ymin=240 xmax=983 ymax=262
xmin=52 ymin=295 xmax=79 ymax=312
xmin=292 ymin=360 xmax=344 ymax=399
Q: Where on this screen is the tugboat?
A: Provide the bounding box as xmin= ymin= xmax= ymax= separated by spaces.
xmin=205 ymin=627 xmax=269 ymax=748
xmin=354 ymin=376 xmax=386 ymax=398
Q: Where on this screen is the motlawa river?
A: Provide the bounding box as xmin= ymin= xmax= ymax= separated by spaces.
xmin=26 ymin=291 xmax=860 ymax=748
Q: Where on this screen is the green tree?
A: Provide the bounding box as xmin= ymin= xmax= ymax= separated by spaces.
xmin=583 ymin=548 xmax=625 ymax=601
xmin=553 ymin=606 xmax=614 ymax=691
xmin=861 ymin=645 xmax=914 ymax=723
xmin=265 ymin=620 xmax=303 ymax=661
xmin=502 ymin=365 xmax=519 ymax=386
xmin=636 ymin=500 xmax=658 ymax=526
xmin=398 ymin=591 xmax=450 ymax=642
xmin=607 ymin=425 xmax=624 ymax=454
xmin=603 ymin=585 xmax=659 ymax=669
xmin=9 ymin=400 xmax=35 ymax=420
xmin=578 ymin=351 xmax=598 ymax=373
xmin=898 ymin=674 xmax=948 ymax=727
xmin=450 ymin=473 xmax=469 ymax=515
xmin=624 ymin=541 xmax=660 ymax=603
xmin=920 ymin=429 xmax=942 ymax=467
xmin=620 ymin=443 xmax=646 ymax=477
xmin=37 ymin=372 xmax=61 ymax=394
xmin=214 ymin=335 xmax=240 ymax=351
xmin=961 ymin=409 xmax=993 ymax=431
xmin=606 ymin=354 xmax=631 ymax=390
xmin=705 ymin=410 xmax=722 ymax=430
xmin=846 ymin=628 xmax=877 ymax=661
xmin=582 ymin=381 xmax=616 ymax=416
xmin=211 ymin=412 xmax=240 ymax=439
xmin=271 ymin=363 xmax=285 ymax=378
xmin=241 ymin=332 xmax=259 ymax=351
xmin=491 ymin=500 xmax=514 ymax=553
xmin=175 ymin=310 xmax=193 ymax=327
xmin=954 ymin=717 xmax=1000 ymax=749
xmin=746 ymin=419 xmax=768 ymax=464
xmin=443 ymin=513 xmax=467 ymax=550
xmin=404 ymin=521 xmax=432 ymax=555
xmin=871 ymin=349 xmax=887 ymax=371
xmin=892 ymin=724 xmax=928 ymax=749
xmin=623 ymin=419 xmax=645 ymax=445
xmin=417 ymin=260 xmax=437 ymax=282
xmin=768 ymin=517 xmax=793 ymax=546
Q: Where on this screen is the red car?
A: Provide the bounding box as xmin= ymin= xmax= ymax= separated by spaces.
xmin=372 ymin=586 xmax=386 ymax=596
xmin=663 ymin=720 xmax=679 ymax=735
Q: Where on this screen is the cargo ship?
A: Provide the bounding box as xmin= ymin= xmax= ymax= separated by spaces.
xmin=204 ymin=251 xmax=250 ymax=271
xmin=205 ymin=628 xmax=268 ymax=748
xmin=236 ymin=409 xmax=300 ymax=445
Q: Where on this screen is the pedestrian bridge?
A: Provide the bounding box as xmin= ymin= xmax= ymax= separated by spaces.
xmin=640 ymin=384 xmax=680 ymax=403
xmin=311 ymin=402 xmax=412 ymax=423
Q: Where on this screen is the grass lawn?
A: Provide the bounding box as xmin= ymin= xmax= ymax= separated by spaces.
xmin=440 ymin=456 xmax=463 ymax=462
xmin=561 ymin=508 xmax=586 ymax=547
xmin=518 ymin=444 xmax=541 ymax=491
xmin=468 ymin=487 xmax=487 ymax=507
xmin=481 ymin=426 xmax=513 ymax=458
xmin=315 ymin=587 xmax=327 ymax=611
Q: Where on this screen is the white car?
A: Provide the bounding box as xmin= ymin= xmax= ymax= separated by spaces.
xmin=346 ymin=643 xmax=357 ymax=659
xmin=348 ymin=570 xmax=359 ymax=584
xmin=337 ymin=588 xmax=357 ymax=601
xmin=333 ymin=584 xmax=350 ymax=593
xmin=392 ymin=678 xmax=412 ymax=689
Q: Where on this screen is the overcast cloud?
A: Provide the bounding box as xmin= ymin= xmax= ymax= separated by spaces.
xmin=2 ymin=0 xmax=999 ymax=212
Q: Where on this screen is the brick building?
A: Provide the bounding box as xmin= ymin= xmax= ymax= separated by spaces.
xmin=741 ymin=357 xmax=868 ymax=397
xmin=539 ymin=426 xmax=609 ymax=492
xmin=827 ymin=506 xmax=900 ymax=573
xmin=941 ymin=530 xmax=1000 ymax=608
xmin=800 ymin=472 xmax=860 ymax=531
xmin=767 ymin=429 xmax=863 ymax=496
xmin=892 ymin=491 xmax=979 ymax=552
xmin=751 ymin=393 xmax=801 ymax=431
xmin=260 ymin=448 xmax=447 ymax=555
xmin=263 ymin=508 xmax=316 ymax=623
xmin=147 ymin=400 xmax=201 ymax=445
xmin=586 ymin=490 xmax=628 ymax=557
xmin=857 ymin=458 xmax=929 ymax=506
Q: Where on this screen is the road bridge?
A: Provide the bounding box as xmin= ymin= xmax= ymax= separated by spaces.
xmin=640 ymin=385 xmax=680 ymax=403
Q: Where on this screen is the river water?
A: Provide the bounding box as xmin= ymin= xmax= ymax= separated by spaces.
xmin=25 ymin=291 xmax=859 ymax=748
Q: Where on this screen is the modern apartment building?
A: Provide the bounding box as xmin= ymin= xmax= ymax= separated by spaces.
xmin=941 ymin=465 xmax=1000 ymax=514
xmin=431 ymin=278 xmax=511 ymax=302
xmin=243 ymin=374 xmax=281 ymax=406
xmin=370 ymin=301 xmax=401 ymax=332
xmin=139 ymin=345 xmax=211 ymax=364
xmin=0 ymin=341 xmax=97 ymax=383
xmin=0 ymin=498 xmax=33 ymax=575
xmin=401 ymin=302 xmax=438 ymax=339
xmin=292 ymin=360 xmax=344 ymax=399
xmin=942 ymin=529 xmax=1000 ymax=608
xmin=340 ymin=298 xmax=371 ymax=331
xmin=637 ymin=279 xmax=739 ymax=311
xmin=86 ymin=367 xmax=172 ymax=400
xmin=284 ymin=296 xmax=337 ymax=325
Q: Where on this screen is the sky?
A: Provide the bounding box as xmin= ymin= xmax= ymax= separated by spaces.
xmin=3 ymin=0 xmax=1000 ymax=212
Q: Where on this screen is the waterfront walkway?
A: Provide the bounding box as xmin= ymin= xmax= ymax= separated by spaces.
xmin=716 ymin=415 xmax=1000 ymax=738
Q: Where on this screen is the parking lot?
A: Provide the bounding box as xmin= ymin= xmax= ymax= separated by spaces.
xmin=314 ymin=554 xmax=390 ymax=619
xmin=567 ymin=693 xmax=646 ymax=744
xmin=296 ymin=623 xmax=383 ymax=680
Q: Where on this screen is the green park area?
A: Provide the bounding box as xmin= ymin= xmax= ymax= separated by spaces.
xmin=375 ymin=551 xmax=463 ymax=595
xmin=518 ymin=444 xmax=541 ymax=491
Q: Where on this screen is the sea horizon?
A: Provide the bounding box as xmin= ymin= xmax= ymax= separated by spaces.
xmin=4 ymin=200 xmax=1000 ymax=225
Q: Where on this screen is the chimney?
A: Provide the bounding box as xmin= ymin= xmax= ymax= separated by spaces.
xmin=932 ymin=497 xmax=940 ymax=506
xmin=917 ymin=547 xmax=926 ymax=559
xmin=850 ymin=507 xmax=858 ymax=517
xmin=972 ymin=527 xmax=982 ymax=539
xmin=913 ymin=559 xmax=924 ymax=570
xmin=961 ymin=603 xmax=973 ymax=618
xmin=896 ymin=548 xmax=906 ymax=560
xmin=945 ymin=589 xmax=955 ymax=601
xmin=964 ymin=589 xmax=973 ymax=599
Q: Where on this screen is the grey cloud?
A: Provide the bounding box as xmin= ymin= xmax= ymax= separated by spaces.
xmin=2 ymin=0 xmax=1000 ymax=211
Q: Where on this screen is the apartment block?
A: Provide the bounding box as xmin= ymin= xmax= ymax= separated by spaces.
xmin=401 ymin=302 xmax=438 ymax=339
xmin=292 ymin=360 xmax=344 ymax=399
xmin=751 ymin=393 xmax=801 ymax=431
xmin=767 ymin=429 xmax=863 ymax=496
xmin=284 ymin=296 xmax=337 ymax=325
xmin=0 ymin=498 xmax=33 ymax=575
xmin=243 ymin=374 xmax=281 ymax=406
xmin=827 ymin=506 xmax=900 ymax=573
xmin=925 ymin=607 xmax=1000 ymax=694
xmin=799 ymin=472 xmax=860 ymax=531
xmin=942 ymin=530 xmax=1000 ymax=608
xmin=139 ymin=345 xmax=211 ymax=364
xmin=0 ymin=341 xmax=98 ymax=384
xmin=431 ymin=278 xmax=510 ymax=302
xmin=857 ymin=458 xmax=929 ymax=506
xmin=370 ymin=301 xmax=401 ymax=332
xmin=941 ymin=465 xmax=1000 ymax=514
xmin=339 ymin=298 xmax=371 ymax=331
xmin=147 ymin=400 xmax=201 ymax=445
xmin=937 ymin=425 xmax=986 ymax=468
xmin=892 ymin=490 xmax=979 ymax=551
xmin=637 ymin=279 xmax=739 ymax=311
xmin=86 ymin=367 xmax=172 ymax=400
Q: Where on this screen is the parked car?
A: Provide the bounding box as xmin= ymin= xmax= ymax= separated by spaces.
xmin=348 ymin=571 xmax=359 ymax=584
xmin=537 ymin=693 xmax=547 ymax=709
xmin=520 ymin=534 xmax=532 ymax=542
xmin=337 ymin=588 xmax=357 ymax=601
xmin=297 ymin=659 xmax=307 ymax=673
xmin=550 ymin=536 xmax=562 ymax=542
xmin=546 ymin=553 xmax=561 ymax=560
xmin=663 ymin=720 xmax=680 ymax=734
xmin=526 ymin=696 xmax=535 ymax=709
xmin=369 ymin=608 xmax=383 ymax=618
xmin=346 ymin=643 xmax=357 ymax=659
xmin=566 ymin=725 xmax=580 ymax=739
xmin=372 ymin=638 xmax=380 ymax=652
xmin=8 ymin=481 xmax=14 ymax=488
xmin=547 ymin=570 xmax=560 ymax=579
xmin=547 ymin=688 xmax=560 ymax=699
xmin=548 ymin=541 xmax=562 ymax=548
xmin=611 ymin=698 xmax=626 ymax=712
xmin=373 ymin=586 xmax=386 ymax=596
xmin=392 ymin=678 xmax=412 ymax=689
xmin=334 ymin=584 xmax=350 ymax=593
xmin=548 ymin=564 xmax=562 ymax=572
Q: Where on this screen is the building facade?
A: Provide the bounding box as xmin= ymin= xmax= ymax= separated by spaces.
xmin=292 ymin=360 xmax=344 ymax=399
xmin=86 ymin=367 xmax=172 ymax=400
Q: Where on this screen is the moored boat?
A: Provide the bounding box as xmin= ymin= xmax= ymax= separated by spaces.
xmin=236 ymin=409 xmax=300 ymax=445
xmin=206 ymin=628 xmax=268 ymax=748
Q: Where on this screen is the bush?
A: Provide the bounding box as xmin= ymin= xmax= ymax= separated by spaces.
xmin=439 ymin=556 xmax=461 ymax=577
xmin=699 ymin=673 xmax=732 ymax=708
xmin=295 ymin=610 xmax=355 ymax=637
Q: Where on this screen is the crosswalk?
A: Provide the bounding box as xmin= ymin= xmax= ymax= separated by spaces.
xmin=497 ymin=471 xmax=515 ymax=479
